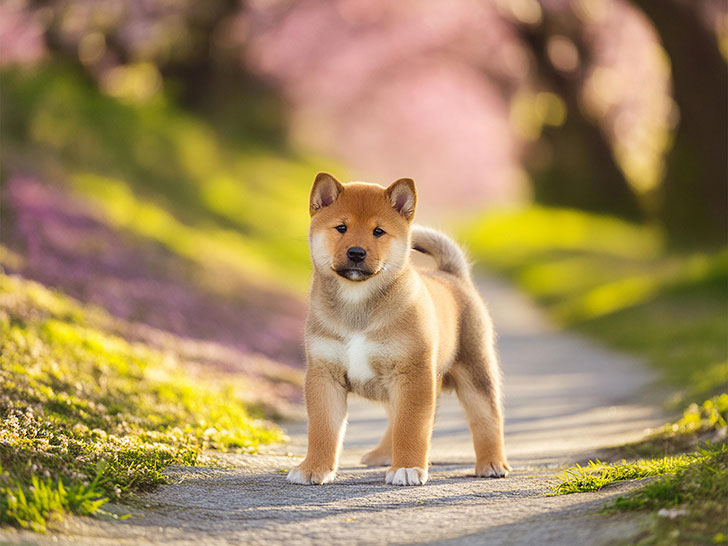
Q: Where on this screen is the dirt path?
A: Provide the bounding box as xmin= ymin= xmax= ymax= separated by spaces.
xmin=2 ymin=276 xmax=668 ymax=545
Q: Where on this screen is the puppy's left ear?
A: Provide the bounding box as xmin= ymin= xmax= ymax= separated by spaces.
xmin=386 ymin=178 xmax=417 ymax=222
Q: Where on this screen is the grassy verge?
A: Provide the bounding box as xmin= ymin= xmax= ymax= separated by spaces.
xmin=459 ymin=206 xmax=728 ymax=542
xmin=0 ymin=272 xmax=282 ymax=532
xmin=554 ymin=449 xmax=717 ymax=495
xmin=610 ymin=446 xmax=728 ymax=545
xmin=555 ymin=444 xmax=728 ymax=544
xmin=554 ymin=399 xmax=728 ymax=543
xmin=556 ymin=396 xmax=727 ymax=494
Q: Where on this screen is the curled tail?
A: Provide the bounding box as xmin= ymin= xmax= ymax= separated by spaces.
xmin=411 ymin=225 xmax=471 ymax=280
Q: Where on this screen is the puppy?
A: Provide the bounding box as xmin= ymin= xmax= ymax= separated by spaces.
xmin=287 ymin=173 xmax=509 ymax=486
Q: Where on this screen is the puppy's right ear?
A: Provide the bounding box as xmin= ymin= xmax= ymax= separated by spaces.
xmin=310 ymin=172 xmax=343 ymax=216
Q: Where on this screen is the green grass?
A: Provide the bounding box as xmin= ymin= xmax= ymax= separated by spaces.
xmin=0 ymin=272 xmax=282 ymax=532
xmin=1 ymin=64 xmax=337 ymax=294
xmin=459 ymin=206 xmax=728 ymax=404
xmin=609 ymin=444 xmax=728 ymax=511
xmin=552 ymin=397 xmax=728 ymax=543
xmin=2 ymin=470 xmax=108 ymax=533
xmin=554 ymin=394 xmax=727 ymax=494
xmin=609 ymin=445 xmax=728 ymax=545
xmin=657 ymin=394 xmax=728 ymax=438
xmin=555 ymin=444 xmax=728 ymax=543
xmin=554 ymin=452 xmax=710 ymax=495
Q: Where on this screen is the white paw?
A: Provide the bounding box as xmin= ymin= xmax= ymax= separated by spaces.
xmin=385 ymin=467 xmax=428 ymax=486
xmin=475 ymin=461 xmax=510 ymax=478
xmin=287 ymin=466 xmax=336 ymax=485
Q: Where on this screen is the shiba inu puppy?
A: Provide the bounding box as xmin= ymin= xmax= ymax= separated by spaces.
xmin=287 ymin=173 xmax=509 ymax=486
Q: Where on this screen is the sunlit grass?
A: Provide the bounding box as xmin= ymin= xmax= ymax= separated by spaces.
xmin=658 ymin=394 xmax=727 ymax=437
xmin=555 ymin=396 xmax=727 ymax=496
xmin=0 ymin=273 xmax=282 ymax=532
xmin=608 ymin=445 xmax=728 ymax=544
xmin=2 ymin=468 xmax=109 ymax=533
xmin=554 ymin=441 xmax=728 ymax=544
xmin=461 ymin=206 xmax=664 ymax=267
xmin=554 ymin=453 xmax=705 ymax=495
xmin=608 ymin=443 xmax=728 ymax=510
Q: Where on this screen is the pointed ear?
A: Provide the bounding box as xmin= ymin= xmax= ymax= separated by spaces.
xmin=386 ymin=178 xmax=417 ymax=221
xmin=310 ymin=172 xmax=344 ymax=216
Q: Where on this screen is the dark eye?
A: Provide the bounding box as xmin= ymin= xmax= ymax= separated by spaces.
xmin=335 ymin=225 xmax=347 ymax=233
xmin=373 ymin=227 xmax=385 ymax=237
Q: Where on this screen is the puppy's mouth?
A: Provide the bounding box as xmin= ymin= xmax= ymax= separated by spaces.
xmin=334 ymin=267 xmax=375 ymax=281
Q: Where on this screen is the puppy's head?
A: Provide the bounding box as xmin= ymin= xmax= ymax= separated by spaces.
xmin=308 ymin=172 xmax=416 ymax=283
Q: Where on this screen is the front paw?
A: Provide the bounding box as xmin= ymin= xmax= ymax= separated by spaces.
xmin=287 ymin=463 xmax=336 ymax=485
xmin=385 ymin=466 xmax=428 ymax=486
xmin=475 ymin=461 xmax=510 ymax=478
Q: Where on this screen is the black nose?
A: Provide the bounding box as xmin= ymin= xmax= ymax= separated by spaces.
xmin=347 ymin=247 xmax=366 ymax=263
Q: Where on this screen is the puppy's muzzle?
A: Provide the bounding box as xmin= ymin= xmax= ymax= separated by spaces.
xmin=336 ymin=247 xmax=373 ymax=281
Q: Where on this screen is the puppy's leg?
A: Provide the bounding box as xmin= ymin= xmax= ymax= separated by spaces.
xmin=287 ymin=365 xmax=347 ymax=485
xmin=451 ymin=362 xmax=510 ymax=478
xmin=361 ymin=403 xmax=393 ymax=466
xmin=386 ymin=368 xmax=436 ymax=486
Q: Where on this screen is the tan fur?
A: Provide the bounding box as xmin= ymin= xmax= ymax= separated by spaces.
xmin=411 ymin=225 xmax=471 ymax=280
xmin=287 ymin=173 xmax=509 ymax=486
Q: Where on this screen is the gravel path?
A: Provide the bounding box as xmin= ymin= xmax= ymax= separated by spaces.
xmin=1 ymin=276 xmax=668 ymax=545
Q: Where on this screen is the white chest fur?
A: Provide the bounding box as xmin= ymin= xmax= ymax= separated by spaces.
xmin=308 ymin=334 xmax=379 ymax=382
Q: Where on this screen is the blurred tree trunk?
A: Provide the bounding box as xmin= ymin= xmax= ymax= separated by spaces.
xmin=629 ymin=0 xmax=728 ymax=245
xmin=518 ymin=21 xmax=645 ymax=221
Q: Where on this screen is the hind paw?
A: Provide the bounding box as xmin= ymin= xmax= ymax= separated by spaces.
xmin=361 ymin=449 xmax=392 ymax=466
xmin=475 ymin=461 xmax=510 ymax=478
